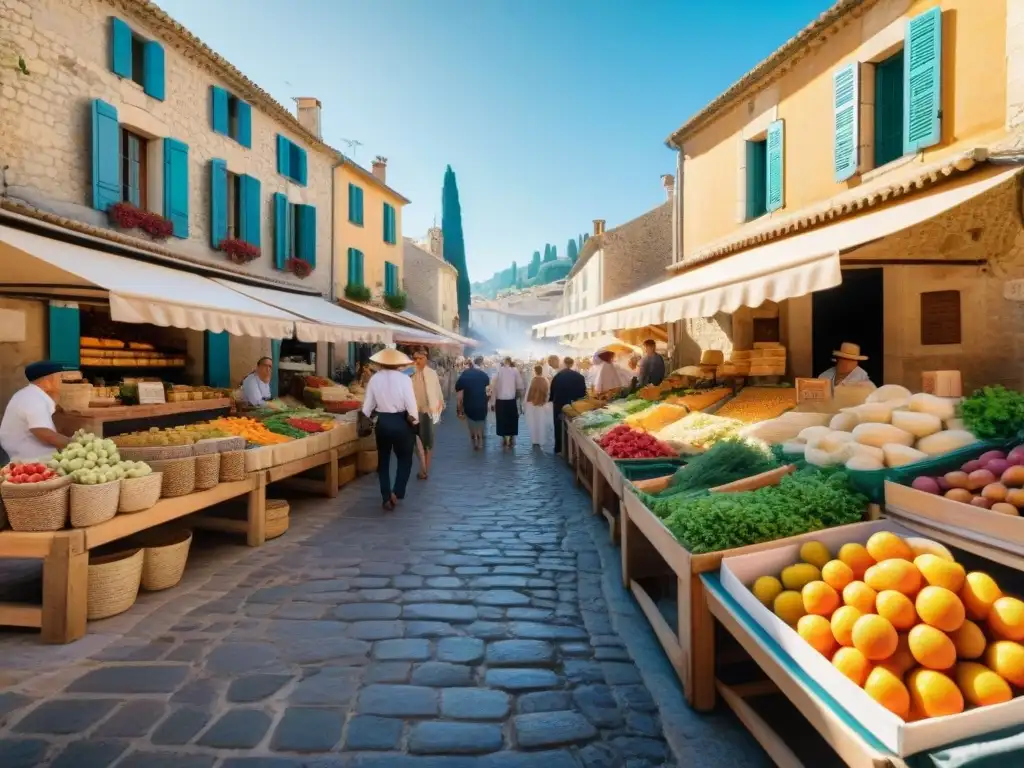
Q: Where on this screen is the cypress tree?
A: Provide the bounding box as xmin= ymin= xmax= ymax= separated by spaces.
xmin=441 ymin=165 xmax=470 ymax=332
xmin=528 ymin=250 xmax=541 ymax=278
xmin=578 ymin=234 xmax=584 ymax=251
xmin=567 ymin=238 xmax=578 ymax=263
xmin=543 ymin=244 xmax=555 ymax=263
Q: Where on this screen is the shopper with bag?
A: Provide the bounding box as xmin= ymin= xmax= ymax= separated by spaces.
xmin=360 ymin=348 xmax=419 ymax=511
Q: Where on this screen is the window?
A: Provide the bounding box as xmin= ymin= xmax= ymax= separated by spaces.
xmin=211 ymin=87 xmax=252 ymax=147
xmin=347 ymin=248 xmax=365 ymax=286
xmin=745 ymin=138 xmax=768 ymax=219
xmin=110 ymin=18 xmax=164 ymax=100
xmin=120 ymin=128 xmax=147 ymax=208
xmin=228 ymin=96 xmax=240 ymax=141
xmin=348 ymin=184 xmax=364 ymax=225
xmin=226 ymin=171 xmax=241 ymax=239
xmin=920 ymin=290 xmax=961 ymax=346
xmin=874 ymin=50 xmax=905 ymax=167
xmin=130 ymin=34 xmax=147 ymax=88
xmin=383 ymin=202 xmax=397 ymax=244
xmin=276 ymin=135 xmax=307 ymax=185
xmin=385 ymin=262 xmax=399 ymax=295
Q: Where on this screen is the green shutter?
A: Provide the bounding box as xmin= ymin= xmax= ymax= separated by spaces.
xmin=143 ymin=41 xmax=165 ymax=100
xmin=91 ymin=99 xmax=120 ymax=211
xmin=163 ymin=138 xmax=189 ymax=238
xmin=745 ymin=140 xmax=767 ymax=220
xmin=384 ymin=262 xmax=394 ymax=294
xmin=874 ymin=51 xmax=905 ymax=167
xmin=347 ymin=248 xmax=357 ymax=285
xmin=297 ymin=204 xmax=316 ymax=267
xmin=242 ymin=175 xmax=261 ymax=247
xmin=766 ymin=120 xmax=784 ymax=212
xmin=276 ymin=135 xmax=290 ymax=178
xmin=273 ymin=192 xmax=288 ymax=268
xmin=294 ymin=146 xmax=308 ymax=185
xmin=833 ymin=63 xmax=859 ymax=182
xmin=209 ymin=159 xmax=227 ymax=248
xmin=211 ymin=86 xmax=228 ymax=134
xmin=237 ymin=101 xmax=252 ymax=148
xmin=204 ymin=331 xmax=230 ymax=388
xmin=903 ymin=6 xmax=942 ymax=153
xmin=270 ymin=339 xmax=281 ymax=398
xmin=348 ymin=183 xmax=361 ymax=224
xmin=111 ymin=18 xmax=132 ymax=79
xmin=48 ymin=302 xmax=80 ymax=368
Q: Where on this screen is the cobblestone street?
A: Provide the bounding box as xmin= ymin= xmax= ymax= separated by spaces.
xmin=0 ymin=414 xmax=767 ymax=767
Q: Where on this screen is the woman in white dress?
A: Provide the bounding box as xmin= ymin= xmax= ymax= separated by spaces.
xmin=524 ymin=364 xmax=550 ymax=447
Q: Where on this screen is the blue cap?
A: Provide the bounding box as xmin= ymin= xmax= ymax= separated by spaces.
xmin=25 ymin=361 xmax=75 ymax=382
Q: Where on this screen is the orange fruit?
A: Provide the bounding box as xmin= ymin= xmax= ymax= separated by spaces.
xmin=833 ymin=646 xmax=873 ymax=686
xmin=876 ymin=590 xmax=917 ymax=631
xmin=866 ymin=531 xmax=915 ymax=563
xmin=865 ymin=559 xmax=922 ymax=596
xmin=908 ymin=624 xmax=957 ymax=670
xmin=961 ymin=572 xmax=1002 ymax=621
xmin=907 ymin=668 xmax=964 ymax=718
xmin=797 ymin=614 xmax=836 ymax=656
xmin=799 ymin=541 xmax=832 ymax=570
xmin=852 ymin=614 xmax=899 ymax=661
xmin=984 ymin=641 xmax=1024 ymax=687
xmin=864 ymin=666 xmax=911 ymax=718
xmin=822 ymin=559 xmax=855 ymax=592
xmin=831 ymin=605 xmax=863 ymax=647
xmin=838 ymin=543 xmax=876 ymax=579
xmin=802 ymin=581 xmax=840 ymax=617
xmin=773 ymin=590 xmax=806 ymax=625
xmin=843 ymin=581 xmax=878 ymax=614
xmin=949 ymin=619 xmax=986 ymax=660
xmin=915 ymin=554 xmax=966 ymax=592
xmin=781 ymin=563 xmax=821 ymax=591
xmin=954 ymin=662 xmax=1012 ymax=707
xmin=988 ymin=596 xmax=1024 ymax=641
xmin=878 ymin=633 xmax=915 ymax=677
xmin=916 ymin=586 xmax=966 ymax=633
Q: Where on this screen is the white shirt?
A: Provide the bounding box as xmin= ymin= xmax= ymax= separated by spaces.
xmin=593 ymin=362 xmax=632 ymax=394
xmin=241 ymin=372 xmax=272 ymax=406
xmin=491 ymin=366 xmax=524 ymax=401
xmin=362 ymin=369 xmax=419 ymax=420
xmin=818 ymin=365 xmax=874 ymax=388
xmin=0 ymin=384 xmax=58 ymax=461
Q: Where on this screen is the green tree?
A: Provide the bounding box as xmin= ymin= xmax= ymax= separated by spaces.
xmin=567 ymin=238 xmax=578 ymax=263
xmin=543 ymin=244 xmax=555 ymax=263
xmin=578 ymin=234 xmax=584 ymax=252
xmin=528 ymin=250 xmax=541 ymax=278
xmin=441 ymin=165 xmax=470 ymax=332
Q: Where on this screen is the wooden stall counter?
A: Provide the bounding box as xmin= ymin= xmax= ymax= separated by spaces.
xmin=54 ymin=398 xmax=232 ymax=437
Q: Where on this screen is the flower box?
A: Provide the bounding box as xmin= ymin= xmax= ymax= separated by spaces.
xmin=108 ymin=202 xmax=173 ymax=240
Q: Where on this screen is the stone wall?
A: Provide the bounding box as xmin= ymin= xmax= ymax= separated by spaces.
xmin=0 ymin=298 xmax=45 ymax=414
xmin=0 ymin=0 xmax=333 ymax=296
xmin=403 ymin=240 xmax=444 ymax=326
xmin=601 ymin=201 xmax=672 ymax=302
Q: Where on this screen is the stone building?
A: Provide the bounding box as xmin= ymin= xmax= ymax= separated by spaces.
xmin=403 ymin=228 xmax=460 ymax=332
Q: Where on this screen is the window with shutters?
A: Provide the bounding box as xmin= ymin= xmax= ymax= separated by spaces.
xmin=276 ymin=135 xmax=307 ymax=185
xmin=226 ymin=171 xmax=242 ymax=240
xmin=745 ymin=138 xmax=768 ymax=220
xmin=384 ymin=262 xmax=399 ymax=295
xmin=347 ymin=248 xmax=365 ymax=287
xmin=130 ymin=34 xmax=147 ymax=89
xmin=348 ymin=183 xmax=364 ymax=225
xmin=120 ymin=128 xmax=148 ymax=208
xmin=111 ymin=19 xmax=164 ymax=100
xmin=873 ymin=50 xmax=905 ymax=167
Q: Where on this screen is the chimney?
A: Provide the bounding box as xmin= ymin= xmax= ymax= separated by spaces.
xmin=593 ymin=219 xmax=605 ymax=236
xmin=661 ymin=174 xmax=675 ymax=200
xmin=372 ymin=156 xmax=387 ymax=183
xmin=427 ymin=226 xmax=443 ymax=258
xmin=294 ymin=97 xmax=322 ymax=140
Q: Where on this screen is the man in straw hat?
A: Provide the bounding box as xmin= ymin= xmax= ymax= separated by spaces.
xmin=361 ymin=348 xmax=420 ymax=511
xmin=818 ymin=342 xmax=874 ymax=388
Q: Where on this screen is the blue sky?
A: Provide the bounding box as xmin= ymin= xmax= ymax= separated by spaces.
xmin=159 ymin=0 xmax=832 ymax=281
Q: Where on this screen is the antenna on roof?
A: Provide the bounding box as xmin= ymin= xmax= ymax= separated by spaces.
xmin=341 ymin=139 xmax=363 ymax=160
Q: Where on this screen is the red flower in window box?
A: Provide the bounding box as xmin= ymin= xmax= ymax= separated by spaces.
xmin=285 ymin=258 xmax=313 ymax=279
xmin=108 ymin=202 xmax=174 ymax=240
xmin=218 ymin=238 xmax=261 ymax=264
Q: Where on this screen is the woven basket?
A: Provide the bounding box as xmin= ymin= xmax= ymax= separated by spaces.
xmin=190 ymin=439 xmax=220 ymax=457
xmin=59 ymin=383 xmax=93 ymax=412
xmin=266 ymin=514 xmax=289 ymax=540
xmin=70 ymin=480 xmax=120 ymax=528
xmin=135 ymin=528 xmax=192 ymax=591
xmin=266 ymin=498 xmax=289 ymax=521
xmin=1 ymin=476 xmax=71 ymax=531
xmin=118 ymin=472 xmax=163 ymax=513
xmin=148 ymin=457 xmax=196 ymax=498
xmin=0 ymin=497 xmax=5 ymax=530
xmin=87 ymin=548 xmax=143 ymax=620
xmin=117 ymin=444 xmax=194 ymax=462
xmin=204 ymin=436 xmax=246 ymax=453
xmin=219 ymin=450 xmax=246 ymax=482
xmin=194 ymin=452 xmax=221 ymax=491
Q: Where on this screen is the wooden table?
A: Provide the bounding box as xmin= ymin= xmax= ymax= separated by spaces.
xmin=54 ymin=399 xmax=232 ymax=437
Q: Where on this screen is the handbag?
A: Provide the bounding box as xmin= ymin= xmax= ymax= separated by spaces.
xmin=357 ymin=410 xmax=374 ymax=438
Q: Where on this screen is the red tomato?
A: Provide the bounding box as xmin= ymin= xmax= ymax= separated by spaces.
xmin=27 ymin=474 xmax=41 ymax=483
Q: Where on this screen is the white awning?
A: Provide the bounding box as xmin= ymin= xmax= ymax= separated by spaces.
xmin=212 ymin=279 xmax=392 ymax=346
xmin=535 ymin=166 xmax=1022 ymax=338
xmin=398 ymin=311 xmax=477 ymax=347
xmin=0 ymin=224 xmax=298 ymax=339
xmin=388 ymin=325 xmax=460 ymax=348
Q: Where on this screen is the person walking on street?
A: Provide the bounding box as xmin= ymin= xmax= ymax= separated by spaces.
xmin=524 ymin=364 xmax=551 ymax=448
xmin=455 ymin=356 xmax=490 ymax=450
xmin=550 ymin=357 xmax=587 ymax=455
xmin=411 ymin=348 xmax=445 ymax=480
xmin=491 ymin=357 xmax=524 ymax=449
xmin=361 ymin=349 xmax=419 ymax=511
xmin=637 ymin=339 xmax=666 ymax=387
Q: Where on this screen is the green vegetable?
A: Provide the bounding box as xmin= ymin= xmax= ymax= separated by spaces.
xmin=652 ymin=469 xmax=866 ymax=554
xmin=958 ymin=385 xmax=1024 ymax=440
xmin=665 ymin=438 xmax=780 ymax=494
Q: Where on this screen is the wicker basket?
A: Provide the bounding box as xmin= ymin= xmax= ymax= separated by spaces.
xmin=194 ymin=453 xmax=221 ymax=491
xmin=135 ymin=528 xmax=192 ymax=591
xmin=1 ymin=476 xmax=71 ymax=531
xmin=69 ymin=480 xmax=120 ymax=528
xmin=58 ymin=382 xmax=93 ymax=412
xmin=87 ymin=548 xmax=143 ymax=620
xmin=266 ymin=498 xmax=289 ymax=521
xmin=148 ymin=457 xmax=196 ymax=498
xmin=117 ymin=444 xmax=193 ymax=462
xmin=0 ymin=497 xmax=6 ymax=531
xmin=266 ymin=515 xmax=289 ymax=540
xmin=118 ymin=472 xmax=163 ymax=513
xmin=219 ymin=450 xmax=246 ymax=482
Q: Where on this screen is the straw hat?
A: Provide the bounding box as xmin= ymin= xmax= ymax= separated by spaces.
xmin=370 ymin=348 xmax=412 ymax=366
xmin=832 ymin=342 xmax=868 ymax=361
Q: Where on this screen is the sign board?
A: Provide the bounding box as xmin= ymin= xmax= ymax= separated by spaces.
xmin=137 ymin=382 xmax=166 ymax=405
xmin=795 ymin=377 xmax=832 ymax=403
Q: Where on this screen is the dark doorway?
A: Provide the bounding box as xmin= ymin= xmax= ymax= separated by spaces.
xmin=812 ymin=268 xmax=884 ymax=385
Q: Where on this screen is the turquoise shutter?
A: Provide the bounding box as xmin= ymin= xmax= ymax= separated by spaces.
xmin=383 ymin=203 xmax=395 ymax=243
xmin=296 ymin=204 xmax=316 ymax=267
xmin=204 ymin=331 xmax=230 ymax=388
xmin=903 ymin=6 xmax=942 ymax=153
xmin=237 ymin=101 xmax=252 ymax=148
xmin=143 ymin=41 xmax=165 ymax=100
xmin=356 ymin=187 xmax=364 ymax=224
xmin=833 ymin=64 xmax=859 ymax=182
xmin=163 ymin=138 xmax=189 ymax=238
xmin=211 ymin=87 xmax=228 ymax=134
xmin=273 ymin=192 xmax=288 ymax=268
xmin=358 ymin=250 xmax=365 ymax=285
xmin=209 ymin=158 xmax=227 ymax=248
xmin=270 ymin=339 xmax=281 ymax=397
xmin=348 ymin=183 xmax=357 ymax=223
xmin=347 ymin=248 xmax=357 ymax=284
xmin=383 ymin=203 xmax=389 ymax=242
xmin=766 ymin=119 xmax=784 ymax=212
xmin=111 ymin=18 xmax=132 ymax=79
xmin=48 ymin=303 xmax=80 ymax=368
xmin=91 ymin=99 xmax=121 ymax=212
xmin=276 ymin=135 xmax=290 ymax=178
xmin=744 ymin=140 xmax=766 ymax=220
xmin=295 ymin=147 xmax=308 ymax=186
xmin=242 ymin=175 xmax=261 ymax=247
